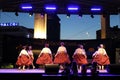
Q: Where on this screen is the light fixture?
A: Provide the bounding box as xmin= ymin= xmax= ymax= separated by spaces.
xmin=66 ymin=13 xmax=70 ymax=18
xmin=90 ymin=6 xmax=102 ymax=11
xmin=68 ymin=7 xmax=79 ymax=11
xmin=91 ymin=8 xmax=101 ymax=11
xmin=91 ymin=14 xmax=94 ymax=18
xmin=45 ymin=4 xmax=56 ymax=10
xmin=21 ymin=4 xmax=32 ymax=10
xmin=67 ymin=5 xmax=79 ymax=14
xmin=22 ymin=6 xmax=32 ymax=9
xmin=15 ymin=12 xmax=18 ymax=16
xmin=29 ymin=12 xmax=33 ymax=16
xmin=67 ymin=5 xmax=79 ymax=11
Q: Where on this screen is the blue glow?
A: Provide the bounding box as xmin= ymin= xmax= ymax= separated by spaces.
xmin=91 ymin=8 xmax=101 ymax=11
xmin=91 ymin=6 xmax=102 ymax=11
xmin=45 ymin=7 xmax=56 ymax=10
xmin=45 ymin=5 xmax=56 ymax=10
xmin=21 ymin=4 xmax=32 ymax=9
xmin=68 ymin=7 xmax=79 ymax=10
xmin=67 ymin=5 xmax=79 ymax=11
xmin=21 ymin=6 xmax=32 ymax=9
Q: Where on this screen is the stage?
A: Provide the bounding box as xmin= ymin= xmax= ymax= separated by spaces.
xmin=0 ymin=68 xmax=120 ymax=80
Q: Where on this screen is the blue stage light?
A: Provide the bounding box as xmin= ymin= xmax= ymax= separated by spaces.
xmin=22 ymin=6 xmax=32 ymax=9
xmin=45 ymin=7 xmax=56 ymax=10
xmin=67 ymin=5 xmax=79 ymax=11
xmin=91 ymin=6 xmax=102 ymax=11
xmin=68 ymin=7 xmax=79 ymax=11
xmin=21 ymin=4 xmax=32 ymax=9
xmin=45 ymin=5 xmax=56 ymax=10
xmin=91 ymin=8 xmax=101 ymax=11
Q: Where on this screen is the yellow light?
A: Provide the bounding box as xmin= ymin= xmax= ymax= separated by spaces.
xmin=34 ymin=13 xmax=47 ymax=39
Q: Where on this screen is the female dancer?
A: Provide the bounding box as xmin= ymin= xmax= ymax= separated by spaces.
xmin=54 ymin=42 xmax=71 ymax=69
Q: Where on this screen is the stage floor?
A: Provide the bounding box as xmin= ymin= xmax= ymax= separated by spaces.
xmin=0 ymin=68 xmax=108 ymax=74
xmin=0 ymin=68 xmax=120 ymax=80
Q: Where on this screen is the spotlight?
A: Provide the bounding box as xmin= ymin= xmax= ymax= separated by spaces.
xmin=91 ymin=14 xmax=94 ymax=18
xmin=68 ymin=7 xmax=79 ymax=11
xmin=67 ymin=5 xmax=79 ymax=14
xmin=45 ymin=7 xmax=56 ymax=10
xmin=66 ymin=14 xmax=70 ymax=18
xmin=29 ymin=12 xmax=33 ymax=16
xmin=91 ymin=8 xmax=101 ymax=11
xmin=21 ymin=4 xmax=32 ymax=10
xmin=22 ymin=6 xmax=32 ymax=9
xmin=45 ymin=4 xmax=56 ymax=10
xmin=90 ymin=6 xmax=102 ymax=11
xmin=15 ymin=12 xmax=18 ymax=16
xmin=67 ymin=5 xmax=79 ymax=11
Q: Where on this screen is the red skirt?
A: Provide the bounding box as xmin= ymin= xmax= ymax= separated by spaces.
xmin=16 ymin=54 xmax=30 ymax=66
xmin=28 ymin=55 xmax=34 ymax=65
xmin=36 ymin=53 xmax=53 ymax=65
xmin=54 ymin=52 xmax=71 ymax=64
xmin=92 ymin=54 xmax=110 ymax=65
xmin=16 ymin=56 xmax=22 ymax=66
xmin=73 ymin=54 xmax=88 ymax=65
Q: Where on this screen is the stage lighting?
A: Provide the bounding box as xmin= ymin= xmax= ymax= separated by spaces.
xmin=68 ymin=7 xmax=79 ymax=11
xmin=22 ymin=6 xmax=32 ymax=9
xmin=66 ymin=13 xmax=70 ymax=18
xmin=90 ymin=6 xmax=102 ymax=11
xmin=15 ymin=12 xmax=18 ymax=16
xmin=29 ymin=12 xmax=33 ymax=16
xmin=67 ymin=5 xmax=79 ymax=11
xmin=45 ymin=5 xmax=56 ymax=10
xmin=21 ymin=4 xmax=32 ymax=10
xmin=91 ymin=14 xmax=94 ymax=18
xmin=91 ymin=8 xmax=101 ymax=11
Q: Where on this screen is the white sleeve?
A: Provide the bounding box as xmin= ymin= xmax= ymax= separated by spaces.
xmin=48 ymin=48 xmax=52 ymax=54
xmin=92 ymin=51 xmax=98 ymax=57
xmin=103 ymin=49 xmax=107 ymax=55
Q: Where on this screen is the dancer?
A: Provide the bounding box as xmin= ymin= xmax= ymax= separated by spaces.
xmin=54 ymin=42 xmax=71 ymax=69
xmin=27 ymin=45 xmax=35 ymax=69
xmin=72 ymin=44 xmax=88 ymax=70
xmin=92 ymin=44 xmax=110 ymax=70
xmin=36 ymin=43 xmax=53 ymax=65
xmin=16 ymin=45 xmax=30 ymax=70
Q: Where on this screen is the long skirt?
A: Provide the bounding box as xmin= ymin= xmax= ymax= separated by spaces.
xmin=73 ymin=54 xmax=88 ymax=65
xmin=92 ymin=54 xmax=110 ymax=65
xmin=54 ymin=52 xmax=71 ymax=64
xmin=16 ymin=54 xmax=30 ymax=66
xmin=27 ymin=55 xmax=34 ymax=65
xmin=36 ymin=53 xmax=53 ymax=65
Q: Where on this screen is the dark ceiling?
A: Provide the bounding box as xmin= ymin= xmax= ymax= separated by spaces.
xmin=0 ymin=0 xmax=120 ymax=14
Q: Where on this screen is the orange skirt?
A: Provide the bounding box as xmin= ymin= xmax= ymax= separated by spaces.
xmin=54 ymin=52 xmax=71 ymax=64
xmin=73 ymin=54 xmax=88 ymax=65
xmin=16 ymin=56 xmax=22 ymax=66
xmin=36 ymin=53 xmax=53 ymax=65
xmin=28 ymin=55 xmax=34 ymax=65
xmin=92 ymin=54 xmax=110 ymax=65
xmin=16 ymin=54 xmax=30 ymax=66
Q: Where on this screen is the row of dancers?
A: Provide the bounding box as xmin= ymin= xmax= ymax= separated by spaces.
xmin=16 ymin=42 xmax=110 ymax=70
